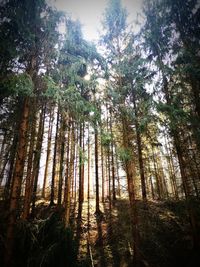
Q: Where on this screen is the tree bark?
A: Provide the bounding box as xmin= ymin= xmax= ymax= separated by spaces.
xmin=4 ymin=97 xmax=30 ymax=267
xmin=31 ymin=104 xmax=46 ymax=218
xmin=132 ymin=86 xmax=147 ymax=200
xmin=95 ymin=125 xmax=100 ymax=214
xmin=64 ymin=121 xmax=75 ymax=227
xmin=42 ymin=107 xmax=54 ymax=199
xmin=50 ymin=108 xmax=59 ymax=206
xmin=58 ymin=114 xmax=66 ymax=206
xmin=122 ymin=118 xmax=140 ymax=265
xmin=22 ymin=106 xmax=36 ymax=219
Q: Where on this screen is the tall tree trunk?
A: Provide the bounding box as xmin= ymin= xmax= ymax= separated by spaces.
xmin=132 ymin=86 xmax=147 ymax=201
xmin=22 ymin=107 xmax=36 ymax=220
xmin=50 ymin=108 xmax=59 ymax=206
xmin=58 ymin=114 xmax=66 ymax=206
xmin=115 ymin=150 xmax=121 ymax=197
xmin=42 ymin=107 xmax=54 ymax=199
xmin=31 ymin=104 xmax=46 ymax=218
xmin=88 ymin=124 xmax=90 ymax=202
xmin=4 ymin=97 xmax=30 ymax=267
xmin=95 ymin=125 xmax=101 ymax=214
xmin=122 ymin=118 xmax=140 ymax=265
xmin=64 ymin=121 xmax=75 ymax=227
xmin=101 ymin=139 xmax=105 ymax=202
xmin=63 ymin=121 xmax=71 ymax=205
xmin=78 ymin=123 xmax=85 ymax=205
xmin=110 ymin=109 xmax=116 ymax=201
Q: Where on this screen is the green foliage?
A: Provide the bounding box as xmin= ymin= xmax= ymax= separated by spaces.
xmin=101 ymin=131 xmax=112 ymax=147
xmin=43 ymin=76 xmax=60 ymax=100
xmin=0 ymin=73 xmax=34 ymax=97
xmin=117 ymin=147 xmax=132 ymax=162
xmin=102 ymin=0 xmax=127 ymax=44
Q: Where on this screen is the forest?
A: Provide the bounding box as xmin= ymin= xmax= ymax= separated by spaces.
xmin=0 ymin=0 xmax=200 ymax=266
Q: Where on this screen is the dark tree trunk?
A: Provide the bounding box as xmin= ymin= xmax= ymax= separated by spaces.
xmin=4 ymin=97 xmax=30 ymax=267
xmin=58 ymin=114 xmax=66 ymax=206
xmin=22 ymin=107 xmax=37 ymax=219
xmin=50 ymin=108 xmax=60 ymax=206
xmin=31 ymin=104 xmax=46 ymax=218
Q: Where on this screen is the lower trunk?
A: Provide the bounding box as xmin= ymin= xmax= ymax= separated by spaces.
xmin=3 ymin=132 xmax=18 ymax=204
xmin=78 ymin=123 xmax=84 ymax=204
xmin=95 ymin=126 xmax=100 ymax=214
xmin=22 ymin=108 xmax=36 ymax=220
xmin=122 ymin=118 xmax=140 ymax=265
xmin=64 ymin=122 xmax=75 ymax=227
xmin=4 ymin=97 xmax=30 ymax=267
xmin=101 ymin=141 xmax=104 ymax=202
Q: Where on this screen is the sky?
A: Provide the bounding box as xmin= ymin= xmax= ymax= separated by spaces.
xmin=49 ymin=0 xmax=143 ymax=41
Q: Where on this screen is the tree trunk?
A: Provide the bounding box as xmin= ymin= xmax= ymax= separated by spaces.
xmin=88 ymin=124 xmax=90 ymax=202
xmin=78 ymin=123 xmax=85 ymax=205
xmin=95 ymin=125 xmax=100 ymax=214
xmin=122 ymin=118 xmax=140 ymax=265
xmin=31 ymin=104 xmax=46 ymax=218
xmin=22 ymin=107 xmax=36 ymax=220
xmin=4 ymin=97 xmax=30 ymax=267
xmin=110 ymin=109 xmax=116 ymax=201
xmin=42 ymin=107 xmax=54 ymax=199
xmin=63 ymin=121 xmax=71 ymax=205
xmin=58 ymin=114 xmax=66 ymax=206
xmin=3 ymin=138 xmax=17 ymax=203
xmin=50 ymin=108 xmax=59 ymax=206
xmin=64 ymin=121 xmax=75 ymax=227
xmin=132 ymin=86 xmax=147 ymax=201
xmin=101 ymin=139 xmax=105 ymax=202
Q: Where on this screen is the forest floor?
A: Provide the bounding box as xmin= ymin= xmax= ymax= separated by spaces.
xmin=69 ymin=197 xmax=200 ymax=267
xmin=0 ymin=197 xmax=200 ymax=267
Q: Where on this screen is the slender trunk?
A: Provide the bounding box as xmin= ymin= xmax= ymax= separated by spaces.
xmin=63 ymin=121 xmax=71 ymax=205
xmin=4 ymin=122 xmax=19 ymax=204
xmin=151 ymin=146 xmax=161 ymax=199
xmin=42 ymin=108 xmax=54 ymax=199
xmin=4 ymin=97 xmax=30 ymax=267
xmin=110 ymin=110 xmax=116 ymax=201
xmin=74 ymin=144 xmax=78 ymax=203
xmin=50 ymin=108 xmax=59 ymax=206
xmin=95 ymin=125 xmax=100 ymax=214
xmin=101 ymin=140 xmax=104 ymax=202
xmin=31 ymin=105 xmax=46 ymax=218
xmin=64 ymin=122 xmax=75 ymax=227
xmin=78 ymin=123 xmax=84 ymax=204
xmin=122 ymin=118 xmax=140 ymax=265
xmin=58 ymin=114 xmax=66 ymax=206
xmin=71 ymin=127 xmax=77 ymax=200
xmin=108 ymin=150 xmax=111 ymax=211
xmin=115 ymin=150 xmax=121 ymax=197
xmin=164 ymin=136 xmax=179 ymax=199
xmin=0 ymin=130 xmax=7 ymax=184
xmin=147 ymin=155 xmax=155 ymax=200
xmin=22 ymin=108 xmax=36 ymax=219
xmin=132 ymin=87 xmax=147 ymax=200
xmin=88 ymin=124 xmax=90 ymax=202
